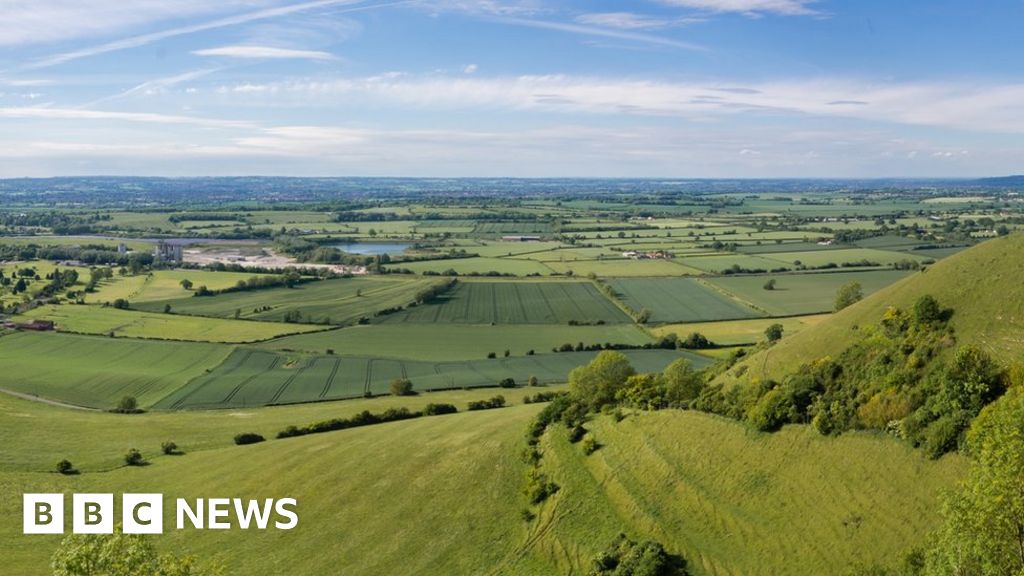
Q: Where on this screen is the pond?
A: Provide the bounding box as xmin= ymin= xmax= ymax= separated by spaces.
xmin=332 ymin=242 xmax=411 ymax=256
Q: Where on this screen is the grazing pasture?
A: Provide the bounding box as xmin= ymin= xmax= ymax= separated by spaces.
xmin=136 ymin=276 xmax=443 ymax=325
xmin=606 ymin=277 xmax=762 ymax=323
xmin=650 ymin=314 xmax=831 ymax=345
xmin=387 ymin=257 xmax=554 ymax=276
xmin=545 ymin=258 xmax=701 ymax=277
xmin=89 ymin=269 xmax=277 ymax=304
xmin=0 ymin=331 xmax=230 ymax=408
xmin=21 ymin=304 xmax=328 ymax=343
xmin=376 ymin=280 xmax=631 ymax=324
xmin=706 ymin=269 xmax=914 ymax=316
xmin=761 ymin=247 xmax=933 ymax=268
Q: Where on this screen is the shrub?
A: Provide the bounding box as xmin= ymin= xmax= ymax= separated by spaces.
xmin=161 ymin=441 xmax=179 ymax=455
xmin=124 ymin=449 xmax=145 ymax=466
xmin=486 ymin=351 xmax=497 ymax=359
xmin=764 ymin=323 xmax=784 ymax=343
xmin=568 ymin=424 xmax=586 ymax=443
xmin=233 ymin=433 xmax=265 ymax=446
xmin=528 ymin=375 xmax=540 ymax=387
xmin=468 ymin=395 xmax=506 ymax=411
xmin=111 ymin=396 xmax=143 ymax=414
xmin=423 ymin=403 xmax=458 ymax=416
xmin=498 ymin=377 xmax=517 ymax=389
xmin=112 ymin=298 xmax=130 ymax=309
xmin=582 ymin=435 xmax=600 ymax=455
xmin=56 ymin=459 xmax=77 ymax=475
xmin=389 ymin=378 xmax=414 ymax=396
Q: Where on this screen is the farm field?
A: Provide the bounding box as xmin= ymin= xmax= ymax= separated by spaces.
xmin=0 ymin=331 xmax=231 ymax=408
xmin=706 ymin=269 xmax=914 ymax=316
xmin=606 ymin=277 xmax=762 ymax=323
xmin=387 ymin=256 xmax=554 ymax=276
xmin=21 ymin=304 xmax=328 ymax=342
xmin=679 ymin=253 xmax=790 ymax=273
xmin=88 ymin=269 xmax=277 ymax=304
xmin=136 ymin=276 xmax=444 ymax=325
xmin=761 ymin=247 xmax=934 ymax=268
xmin=544 ymin=258 xmax=701 ymax=277
xmin=376 ymin=280 xmax=631 ymax=324
xmin=260 ymin=323 xmax=654 ymax=360
xmin=156 ymin=348 xmax=707 ymax=409
xmin=650 ymin=314 xmax=831 ymax=345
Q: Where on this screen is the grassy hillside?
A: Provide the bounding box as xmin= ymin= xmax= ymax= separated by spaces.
xmin=0 ymin=406 xmax=964 ymax=576
xmin=717 ymin=234 xmax=1024 ymax=386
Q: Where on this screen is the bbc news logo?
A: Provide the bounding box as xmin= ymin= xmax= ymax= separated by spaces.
xmin=24 ymin=494 xmax=298 ymax=534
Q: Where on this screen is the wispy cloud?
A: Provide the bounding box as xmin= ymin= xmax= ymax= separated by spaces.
xmin=206 ymin=74 xmax=1024 ymax=134
xmin=86 ymin=69 xmax=221 ymax=106
xmin=21 ymin=0 xmax=407 ymax=70
xmin=656 ymin=0 xmax=820 ymax=17
xmin=492 ymin=17 xmax=707 ymax=51
xmin=0 ymin=106 xmax=252 ymax=129
xmin=575 ymin=12 xmax=705 ymax=30
xmin=193 ymin=45 xmax=337 ymax=61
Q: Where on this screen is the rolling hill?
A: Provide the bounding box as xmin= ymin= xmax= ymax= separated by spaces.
xmin=715 ymin=233 xmax=1024 ymax=387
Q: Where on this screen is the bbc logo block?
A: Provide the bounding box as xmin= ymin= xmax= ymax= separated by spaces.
xmin=24 ymin=493 xmax=163 ymax=535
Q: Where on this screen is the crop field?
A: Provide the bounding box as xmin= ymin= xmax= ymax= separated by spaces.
xmin=463 ymin=241 xmax=565 ymax=257
xmin=136 ymin=276 xmax=444 ymax=324
xmin=544 ymin=258 xmax=701 ymax=277
xmin=376 ymin=281 xmax=631 ymax=324
xmin=650 ymin=314 xmax=831 ymax=345
xmin=706 ymin=269 xmax=914 ymax=315
xmin=259 ymin=324 xmax=654 ymax=361
xmin=679 ymin=254 xmax=791 ymax=273
xmin=735 ymin=241 xmax=840 ymax=254
xmin=21 ymin=305 xmax=328 ymax=342
xmin=0 ymin=331 xmax=230 ymax=408
xmin=387 ymin=256 xmax=553 ymax=276
xmin=472 ymin=221 xmax=556 ymax=236
xmin=156 ymin=348 xmax=709 ymax=409
xmin=606 ymin=277 xmax=762 ymax=323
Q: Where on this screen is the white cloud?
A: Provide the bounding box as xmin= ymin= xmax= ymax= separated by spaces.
xmin=493 ymin=17 xmax=707 ymax=51
xmin=656 ymin=0 xmax=819 ymax=16
xmin=193 ymin=45 xmax=337 ymax=61
xmin=0 ymin=106 xmax=251 ymax=129
xmin=575 ymin=12 xmax=704 ymax=30
xmin=463 ymin=64 xmax=479 ymax=74
xmin=21 ymin=0 xmax=396 ymax=69
xmin=208 ymin=74 xmax=1024 ymax=134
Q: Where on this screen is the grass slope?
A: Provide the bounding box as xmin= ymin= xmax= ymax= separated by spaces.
xmin=0 ymin=407 xmax=964 ymax=576
xmin=716 ymin=234 xmax=1024 ymax=385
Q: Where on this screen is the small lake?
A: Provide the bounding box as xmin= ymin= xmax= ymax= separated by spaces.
xmin=333 ymin=242 xmax=411 ymax=256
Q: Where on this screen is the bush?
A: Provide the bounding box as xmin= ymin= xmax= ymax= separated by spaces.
xmin=233 ymin=433 xmax=265 ymax=446
xmin=56 ymin=459 xmax=77 ymax=475
xmin=111 ymin=395 xmax=143 ymax=414
xmin=111 ymin=298 xmax=130 ymax=310
xmin=528 ymin=375 xmax=540 ymax=387
xmin=389 ymin=378 xmax=414 ymax=396
xmin=764 ymin=323 xmax=784 ymax=342
xmin=161 ymin=441 xmax=179 ymax=455
xmin=498 ymin=377 xmax=517 ymax=389
xmin=124 ymin=449 xmax=145 ymax=466
xmin=467 ymin=395 xmax=506 ymax=411
xmin=582 ymin=435 xmax=600 ymax=455
xmin=423 ymin=403 xmax=458 ymax=416
xmin=591 ymin=533 xmax=687 ymax=576
xmin=568 ymin=424 xmax=586 ymax=443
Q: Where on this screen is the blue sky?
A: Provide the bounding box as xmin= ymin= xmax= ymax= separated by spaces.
xmin=0 ymin=0 xmax=1021 ymax=178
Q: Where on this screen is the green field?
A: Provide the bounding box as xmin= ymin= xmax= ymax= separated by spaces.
xmin=376 ymin=280 xmax=631 ymax=324
xmin=650 ymin=314 xmax=831 ymax=345
xmin=679 ymin=254 xmax=791 ymax=273
xmin=607 ymin=277 xmax=763 ymax=323
xmin=0 ymin=331 xmax=230 ymax=408
xmin=387 ymin=256 xmax=555 ymax=276
xmin=706 ymin=269 xmax=914 ymax=316
xmin=762 ymin=247 xmax=933 ymax=268
xmin=20 ymin=304 xmax=328 ymax=343
xmin=260 ymin=324 xmax=654 ymax=361
xmin=136 ymin=276 xmax=443 ymax=324
xmin=89 ymin=269 xmax=277 ymax=304
xmin=0 ymin=404 xmax=964 ymax=575
xmin=157 ymin=348 xmax=707 ymax=409
xmin=545 ymin=258 xmax=702 ymax=277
